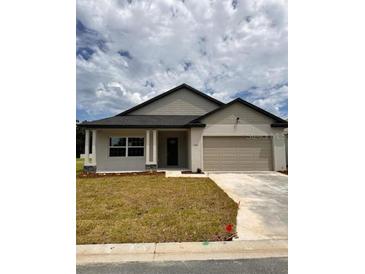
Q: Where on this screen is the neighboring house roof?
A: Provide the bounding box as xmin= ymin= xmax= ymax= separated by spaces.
xmin=78 ymin=115 xmax=204 ymax=128
xmin=192 ymin=98 xmax=288 ymax=128
xmin=115 ymin=83 xmax=224 ymax=116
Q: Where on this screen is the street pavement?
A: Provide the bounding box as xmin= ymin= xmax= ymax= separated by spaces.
xmin=77 ymin=257 xmax=288 ymax=274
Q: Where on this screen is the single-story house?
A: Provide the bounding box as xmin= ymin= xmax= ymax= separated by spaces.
xmin=78 ymin=84 xmax=288 ymax=173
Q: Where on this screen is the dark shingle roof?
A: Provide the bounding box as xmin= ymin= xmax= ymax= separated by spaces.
xmin=78 ymin=115 xmax=204 ymax=128
xmin=78 ymin=84 xmax=288 ymax=129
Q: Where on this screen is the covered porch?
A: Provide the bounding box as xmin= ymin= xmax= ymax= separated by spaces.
xmin=155 ymin=129 xmax=189 ymax=170
xmin=83 ymin=128 xmax=191 ymax=172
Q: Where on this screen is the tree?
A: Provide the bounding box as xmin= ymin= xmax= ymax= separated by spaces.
xmin=76 ymin=120 xmax=86 ymax=158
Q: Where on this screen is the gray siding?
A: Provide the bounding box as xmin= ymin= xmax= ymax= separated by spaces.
xmin=96 ymin=129 xmax=146 ymax=172
xmin=202 ymin=102 xmax=275 ymax=124
xmin=130 ymin=88 xmax=220 ymax=116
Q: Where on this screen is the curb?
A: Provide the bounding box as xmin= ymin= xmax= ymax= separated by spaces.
xmin=77 ymin=239 xmax=287 ymax=265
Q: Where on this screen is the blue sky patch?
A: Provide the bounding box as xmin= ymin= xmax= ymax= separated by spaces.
xmin=118 ymin=50 xmax=132 ymax=59
xmin=77 ymin=47 xmax=94 ymax=60
xmin=76 ymin=0 xmax=287 ymax=121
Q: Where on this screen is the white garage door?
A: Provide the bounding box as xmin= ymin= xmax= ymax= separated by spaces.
xmin=203 ymin=136 xmax=273 ymax=171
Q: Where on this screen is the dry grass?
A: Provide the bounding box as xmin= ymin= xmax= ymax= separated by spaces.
xmin=77 ymin=175 xmax=238 ymax=244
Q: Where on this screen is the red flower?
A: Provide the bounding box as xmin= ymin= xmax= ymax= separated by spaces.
xmin=225 ymin=224 xmax=234 ymax=233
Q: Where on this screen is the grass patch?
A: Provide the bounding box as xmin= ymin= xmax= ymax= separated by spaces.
xmin=77 ymin=175 xmax=238 ymax=244
xmin=76 ymin=158 xmax=84 ymax=176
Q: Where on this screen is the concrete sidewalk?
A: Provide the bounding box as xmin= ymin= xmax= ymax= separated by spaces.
xmin=77 ymin=240 xmax=287 ymax=265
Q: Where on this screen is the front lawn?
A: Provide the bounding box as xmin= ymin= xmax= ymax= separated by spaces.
xmin=76 ymin=158 xmax=84 ymax=176
xmin=77 ymin=175 xmax=238 ymax=244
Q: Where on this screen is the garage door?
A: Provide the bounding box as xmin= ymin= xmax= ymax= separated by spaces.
xmin=203 ymin=136 xmax=273 ymax=171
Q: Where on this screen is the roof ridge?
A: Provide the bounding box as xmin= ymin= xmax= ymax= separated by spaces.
xmin=115 ymin=83 xmax=224 ymax=116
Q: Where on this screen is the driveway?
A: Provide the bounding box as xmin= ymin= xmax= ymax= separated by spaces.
xmin=208 ymin=172 xmax=288 ymax=241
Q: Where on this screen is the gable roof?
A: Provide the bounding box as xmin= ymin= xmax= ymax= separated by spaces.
xmin=116 ymin=83 xmax=224 ymax=116
xmin=78 ymin=85 xmax=287 ymax=129
xmin=192 ymin=98 xmax=288 ymax=127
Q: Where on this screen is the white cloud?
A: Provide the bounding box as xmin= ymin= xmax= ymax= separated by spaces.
xmin=77 ymin=0 xmax=287 ymax=120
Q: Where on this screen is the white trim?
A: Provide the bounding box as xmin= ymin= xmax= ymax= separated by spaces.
xmin=152 ymin=130 xmax=157 ymax=164
xmin=84 ymin=129 xmax=90 ymax=164
xmin=92 ymin=129 xmax=97 ymax=165
xmin=108 ymin=136 xmax=145 ymax=158
xmin=200 ymin=133 xmax=204 ymax=170
xmin=146 ymin=130 xmax=150 ymax=163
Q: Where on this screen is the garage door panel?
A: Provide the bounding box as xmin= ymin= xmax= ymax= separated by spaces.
xmin=203 ymin=137 xmax=273 ymax=171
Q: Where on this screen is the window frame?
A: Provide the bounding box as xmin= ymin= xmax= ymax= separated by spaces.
xmin=127 ymin=137 xmax=145 ymax=157
xmin=108 ymin=136 xmax=145 ymax=158
xmin=109 ymin=137 xmax=127 ymax=157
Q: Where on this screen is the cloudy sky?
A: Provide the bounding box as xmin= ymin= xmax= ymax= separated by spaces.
xmin=77 ymin=0 xmax=287 ymax=121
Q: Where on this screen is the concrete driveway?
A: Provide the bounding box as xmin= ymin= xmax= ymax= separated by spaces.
xmin=208 ymin=172 xmax=288 ymax=241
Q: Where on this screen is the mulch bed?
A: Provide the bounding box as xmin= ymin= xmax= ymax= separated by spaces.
xmin=77 ymin=171 xmax=165 ymax=178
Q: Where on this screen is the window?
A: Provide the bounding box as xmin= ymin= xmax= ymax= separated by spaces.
xmin=109 ymin=137 xmax=144 ymax=157
xmin=127 ymin=137 xmax=144 ymax=156
xmin=109 ymin=137 xmax=126 ymax=157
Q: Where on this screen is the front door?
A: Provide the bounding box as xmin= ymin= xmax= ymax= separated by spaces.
xmin=167 ymin=138 xmax=178 ymax=166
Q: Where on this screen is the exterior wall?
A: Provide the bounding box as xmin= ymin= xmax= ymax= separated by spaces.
xmin=92 ymin=102 xmax=287 ymax=172
xmin=203 ymin=124 xmax=277 ymax=136
xmin=190 ymin=127 xmax=204 ymax=172
xmin=273 ymin=134 xmax=287 ymax=171
xmin=285 ymin=134 xmax=288 ymax=167
xmin=202 ymin=102 xmax=274 ymax=124
xmin=157 ymin=131 xmax=188 ymax=169
xmin=130 ymin=88 xmax=220 ymax=115
xmin=189 ymin=103 xmax=287 ymax=171
xmin=95 ymin=129 xmax=146 ymax=172
xmin=284 ymin=128 xmax=288 ymax=168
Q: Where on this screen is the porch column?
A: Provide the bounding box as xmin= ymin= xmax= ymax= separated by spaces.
xmin=146 ymin=130 xmax=150 ymax=163
xmin=84 ymin=129 xmax=90 ymax=164
xmin=152 ymin=130 xmax=157 ymax=164
xmin=91 ymin=129 xmax=97 ymax=165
